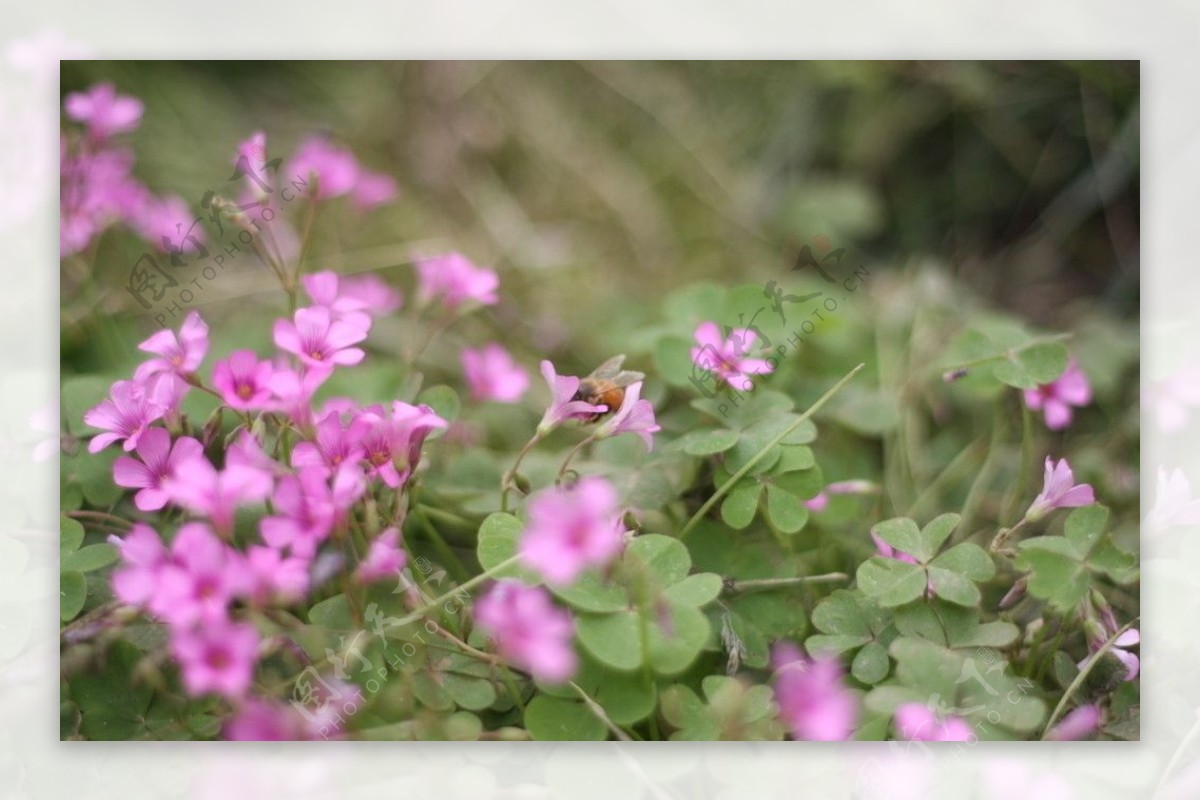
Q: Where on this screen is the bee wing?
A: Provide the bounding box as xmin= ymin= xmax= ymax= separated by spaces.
xmin=589 ymin=354 xmax=627 ymax=380
xmin=609 ymin=370 xmax=646 ymax=389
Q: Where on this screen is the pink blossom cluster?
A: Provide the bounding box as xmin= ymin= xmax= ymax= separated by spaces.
xmin=87 ymin=273 xmax=438 ymax=736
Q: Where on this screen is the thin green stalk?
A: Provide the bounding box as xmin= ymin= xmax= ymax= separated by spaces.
xmin=907 ymin=434 xmax=986 ymax=520
xmin=392 ymin=554 xmax=521 ymax=628
xmin=723 ymin=573 xmax=848 ymax=593
xmin=680 ymin=363 xmax=865 ymax=541
xmin=556 ymin=433 xmax=598 ymax=486
xmin=1003 ymin=402 xmax=1035 ymax=523
xmin=416 ymin=508 xmax=471 ymax=583
xmin=569 ymin=681 xmax=632 ymax=741
xmin=501 ymin=433 xmax=542 ymax=512
xmin=1041 ymin=619 xmax=1138 ymax=739
xmin=961 ymin=403 xmax=1005 ymax=535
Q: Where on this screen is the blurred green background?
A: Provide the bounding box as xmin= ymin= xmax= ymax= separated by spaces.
xmin=60 ymin=60 xmax=1138 ymax=377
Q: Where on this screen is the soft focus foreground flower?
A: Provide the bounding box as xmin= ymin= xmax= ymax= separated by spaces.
xmin=113 ymin=428 xmax=203 ymax=511
xmin=474 ymin=580 xmax=576 ymax=682
xmin=594 ymin=381 xmax=661 ymax=450
xmin=690 ymin=321 xmax=774 ymax=392
xmin=286 ymin=136 xmax=397 ymax=210
xmin=154 ymin=523 xmax=251 ymax=626
xmin=224 ymin=698 xmax=348 ymax=741
xmin=170 ymin=619 xmax=260 ymax=698
xmin=1142 ymin=360 xmax=1200 ymax=433
xmin=893 ymin=702 xmax=974 ymax=742
xmin=260 ymin=464 xmax=364 ymax=559
xmin=1044 ymin=704 xmax=1101 ymax=741
xmin=130 ymin=193 xmax=207 ymax=254
xmin=805 ymin=479 xmax=875 ymax=512
xmin=213 ymin=350 xmax=276 ymax=411
xmin=415 ymin=252 xmax=499 ymax=309
xmin=1147 ymin=467 xmax=1200 ymax=534
xmin=163 ymin=454 xmax=274 ymax=534
xmin=108 ymin=524 xmax=169 ymax=608
xmin=1023 ymin=359 xmax=1091 ymax=430
xmin=245 ymin=545 xmax=310 ymax=605
xmin=274 ymin=306 xmax=370 ymax=370
xmin=356 ymin=527 xmax=406 ymax=584
xmin=461 ymin=343 xmax=529 ymax=403
xmin=1025 ymin=457 xmax=1095 ymax=522
xmin=771 ymin=644 xmax=857 ymax=741
xmin=291 ymin=410 xmax=368 ymax=472
xmin=134 ymin=311 xmax=210 ymax=380
xmin=519 ymin=476 xmax=625 ymax=584
xmin=83 ymin=379 xmax=166 ymax=453
xmin=64 ymin=82 xmax=143 ymax=139
xmin=535 ymin=360 xmax=608 ymax=435
xmin=60 ymin=143 xmax=144 ymax=255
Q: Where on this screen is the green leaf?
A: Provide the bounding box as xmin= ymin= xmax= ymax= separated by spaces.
xmin=69 ymin=641 xmax=154 ymax=739
xmin=60 ymin=570 xmax=86 ymax=621
xmin=871 ymin=518 xmax=923 ymax=561
xmin=955 ymin=621 xmax=1020 ymax=649
xmin=662 ymin=573 xmax=723 ymax=608
xmin=856 ymin=557 xmax=926 ymax=607
xmin=919 ymin=513 xmax=961 ymax=558
xmin=307 ymin=594 xmax=353 ymax=629
xmin=1064 ymin=504 xmax=1110 ymax=554
xmin=415 ymin=385 xmax=460 ymax=430
xmin=810 ymin=589 xmax=874 ymax=639
xmin=524 ymin=695 xmax=606 ymax=741
xmin=60 ymin=515 xmax=84 ymax=556
xmin=647 ymin=602 xmax=711 ymax=675
xmin=891 ymin=599 xmax=978 ymax=647
xmin=576 ymin=611 xmax=642 ymax=671
xmin=550 ymin=570 xmax=629 ymax=613
xmin=476 ymin=512 xmax=539 ymax=582
xmin=851 ymin=641 xmax=890 ymax=684
xmin=930 ymin=542 xmax=994 ymax=581
xmin=926 ymin=566 xmax=981 ymax=607
xmin=62 ymin=543 xmax=118 ymax=573
xmin=993 ymin=342 xmax=1068 ymax=389
xmin=765 ymin=484 xmax=809 ymax=534
xmin=442 ymin=673 xmax=497 ymax=712
xmin=627 ymin=534 xmax=692 ymax=587
xmin=679 ymin=428 xmax=740 ymax=456
xmin=774 ymin=444 xmax=815 ymax=473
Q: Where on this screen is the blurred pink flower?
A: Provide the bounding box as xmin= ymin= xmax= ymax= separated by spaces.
xmin=108 ymin=524 xmax=169 ymax=608
xmin=260 ymin=464 xmax=364 ymax=559
xmin=245 ymin=545 xmax=310 ymax=605
xmin=691 ymin=321 xmax=774 ymax=392
xmin=461 ymin=343 xmax=529 ymax=403
xmin=893 ymin=702 xmax=974 ymax=742
xmin=274 ymin=306 xmax=370 ymax=370
xmin=772 ymin=644 xmax=858 ymax=741
xmin=64 ymin=83 xmax=143 ymax=140
xmin=535 ymin=360 xmax=608 ymax=435
xmin=170 ymin=618 xmax=260 ymax=698
xmin=213 ymin=350 xmax=276 ymax=411
xmin=1026 ymin=457 xmax=1095 ymax=521
xmin=134 ymin=311 xmax=209 ymax=380
xmin=1045 ymin=704 xmax=1101 ymax=741
xmin=224 ymin=699 xmax=327 ymax=741
xmin=415 ymin=252 xmax=499 ymax=309
xmin=302 ymin=270 xmax=401 ymax=319
xmin=1023 ymin=359 xmax=1091 ymax=430
xmin=82 ymin=379 xmax=166 ymax=453
xmin=806 ymin=480 xmax=874 ymax=512
xmin=287 ymin=136 xmax=360 ymax=198
xmin=350 ymin=170 xmax=398 ymax=211
xmin=267 ymin=362 xmax=332 ymax=426
xmin=153 ymin=523 xmax=251 ymax=627
xmin=388 ymin=402 xmax=449 ymax=485
xmin=130 ymin=193 xmax=207 ymax=255
xmin=594 ymin=381 xmax=661 ymax=450
xmin=474 ymin=580 xmax=577 ymax=682
xmin=1148 ymin=467 xmax=1200 ymax=534
xmin=291 ymin=409 xmax=368 ymax=472
xmin=227 ymin=430 xmax=287 ymax=477
xmin=112 ymin=428 xmax=203 ymax=511
xmin=163 ymin=454 xmax=274 ymax=535
xmin=1082 ymin=624 xmax=1139 ymax=681
xmin=1143 ymin=360 xmax=1200 ymax=433
xmin=145 ymin=372 xmax=190 ymax=422
xmin=60 ymin=143 xmax=144 ymax=255
xmin=519 ymin=476 xmax=625 ymax=585
xmin=356 ymin=527 xmax=406 ymax=584
xmin=870 ymin=532 xmax=919 ymax=566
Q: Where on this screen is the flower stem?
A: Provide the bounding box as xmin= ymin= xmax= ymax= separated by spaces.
xmin=569 ymin=681 xmax=632 ymax=741
xmin=501 ymin=433 xmax=542 ymax=512
xmin=679 ymin=363 xmax=865 ymax=541
xmin=555 ymin=433 xmax=597 ymax=486
xmin=391 ymin=554 xmax=521 ymax=628
xmin=1040 ymin=618 xmax=1138 ymax=740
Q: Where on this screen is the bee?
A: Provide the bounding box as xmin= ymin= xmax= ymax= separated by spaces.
xmin=572 ymin=354 xmax=645 ymax=423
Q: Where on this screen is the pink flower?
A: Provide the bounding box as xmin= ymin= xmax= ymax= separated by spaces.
xmin=244 ymin=546 xmax=310 ymax=605
xmin=519 ymin=476 xmax=625 ymax=585
xmin=133 ymin=311 xmax=210 ymax=380
xmin=112 ymin=428 xmax=203 ymax=511
xmin=170 ymin=618 xmax=260 ymax=698
xmin=273 ymin=306 xmax=370 ymax=370
xmin=302 ymin=270 xmax=401 ymax=319
xmin=260 ymin=464 xmax=364 ymax=559
xmin=772 ymin=644 xmax=858 ymax=741
xmin=108 ymin=524 xmax=169 ymax=608
xmin=461 ymin=344 xmax=529 ymax=403
xmin=594 ymin=381 xmax=661 ymax=450
xmin=415 ymin=252 xmax=499 ymax=309
xmin=144 ymin=372 xmax=190 ymax=421
xmin=535 ymin=360 xmax=608 ymax=435
xmin=82 ymin=379 xmax=166 ymax=453
xmin=1143 ymin=360 xmax=1200 ymax=433
xmin=805 ymin=480 xmax=874 ymax=512
xmin=388 ymin=402 xmax=449 ymax=484
xmin=60 ymin=143 xmax=144 ymax=255
xmin=64 ymin=83 xmax=143 ymax=139
xmin=226 ymin=431 xmax=287 ymax=477
xmin=267 ymin=362 xmax=331 ymax=426
xmin=153 ymin=523 xmax=251 ymax=626
xmin=690 ymin=321 xmax=774 ymax=392
xmin=1045 ymin=704 xmax=1101 ymax=741
xmin=1023 ymin=359 xmax=1092 ymax=430
xmin=1082 ymin=624 xmax=1140 ymax=681
xmin=350 ymin=171 xmax=398 ymax=211
xmin=870 ymin=532 xmax=919 ymax=566
xmin=224 ymin=699 xmax=327 ymax=741
xmin=1026 ymin=457 xmax=1095 ymax=521
xmin=287 ymin=136 xmax=360 ymax=198
xmin=1148 ymin=467 xmax=1200 ymax=534
xmin=474 ymin=580 xmax=577 ymax=682
xmin=893 ymin=702 xmax=974 ymax=742
xmin=291 ymin=409 xmax=367 ymax=472
xmin=356 ymin=527 xmax=406 ymax=584
xmin=212 ymin=350 xmax=275 ymax=411
xmin=163 ymin=454 xmax=274 ymax=534
xmin=130 ymin=194 xmax=207 ymax=255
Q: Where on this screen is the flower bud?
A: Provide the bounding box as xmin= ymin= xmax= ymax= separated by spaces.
xmin=999 ymin=576 xmax=1028 ymax=609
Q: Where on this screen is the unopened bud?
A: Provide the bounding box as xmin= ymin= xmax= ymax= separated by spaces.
xmin=513 ymin=472 xmax=533 ymax=495
xmin=999 ymin=576 xmax=1028 ymax=609
xmin=202 ymin=407 xmax=224 ymax=448
xmin=943 ymin=368 xmax=969 ymax=382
